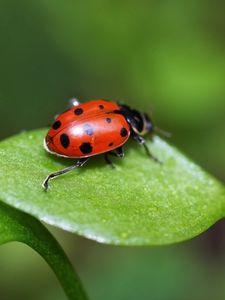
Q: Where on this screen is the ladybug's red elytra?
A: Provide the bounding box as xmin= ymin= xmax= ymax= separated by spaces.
xmin=43 ymin=99 xmax=159 ymax=190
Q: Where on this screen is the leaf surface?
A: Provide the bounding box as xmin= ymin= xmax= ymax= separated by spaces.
xmin=0 ymin=129 xmax=224 ymax=245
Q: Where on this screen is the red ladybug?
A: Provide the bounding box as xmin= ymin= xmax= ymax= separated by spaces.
xmin=43 ymin=99 xmax=158 ymax=190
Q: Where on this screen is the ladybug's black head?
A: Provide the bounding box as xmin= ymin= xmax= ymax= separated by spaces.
xmin=119 ymin=104 xmax=154 ymax=136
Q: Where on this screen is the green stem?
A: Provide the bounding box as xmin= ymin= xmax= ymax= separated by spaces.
xmin=25 ymin=227 xmax=88 ymax=300
xmin=0 ymin=202 xmax=88 ymax=300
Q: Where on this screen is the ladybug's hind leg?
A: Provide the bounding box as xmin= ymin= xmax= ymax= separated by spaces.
xmin=132 ymin=133 xmax=161 ymax=164
xmin=42 ymin=157 xmax=89 ymax=191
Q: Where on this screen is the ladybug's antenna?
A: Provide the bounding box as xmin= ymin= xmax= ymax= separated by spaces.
xmin=154 ymin=126 xmax=172 ymax=138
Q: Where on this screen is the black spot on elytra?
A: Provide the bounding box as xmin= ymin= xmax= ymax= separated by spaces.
xmin=52 ymin=120 xmax=61 ymax=130
xmin=120 ymin=127 xmax=128 ymax=137
xmin=83 ymin=124 xmax=94 ymax=136
xmin=74 ymin=108 xmax=83 ymax=115
xmin=79 ymin=142 xmax=93 ymax=154
xmin=60 ymin=133 xmax=70 ymax=149
xmin=108 ymin=142 xmax=114 ymax=147
xmin=99 ymin=104 xmax=104 ymax=109
xmin=106 ymin=118 xmax=112 ymax=123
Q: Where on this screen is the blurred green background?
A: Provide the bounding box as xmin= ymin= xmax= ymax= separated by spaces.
xmin=0 ymin=0 xmax=225 ymax=299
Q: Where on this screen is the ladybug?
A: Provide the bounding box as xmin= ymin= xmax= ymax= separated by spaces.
xmin=42 ymin=99 xmax=159 ymax=190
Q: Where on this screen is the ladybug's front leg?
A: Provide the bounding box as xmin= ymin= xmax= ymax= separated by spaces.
xmin=132 ymin=133 xmax=161 ymax=164
xmin=42 ymin=157 xmax=89 ymax=191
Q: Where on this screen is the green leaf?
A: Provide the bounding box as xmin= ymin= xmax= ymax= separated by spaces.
xmin=0 ymin=201 xmax=88 ymax=300
xmin=0 ymin=129 xmax=224 ymax=245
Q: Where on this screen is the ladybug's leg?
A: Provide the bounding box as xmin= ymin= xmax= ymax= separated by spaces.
xmin=104 ymin=147 xmax=124 ymax=168
xmin=132 ymin=133 xmax=161 ymax=163
xmin=107 ymin=147 xmax=124 ymax=158
xmin=104 ymin=153 xmax=115 ymax=169
xmin=114 ymin=147 xmax=124 ymax=158
xmin=42 ymin=157 xmax=89 ymax=191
